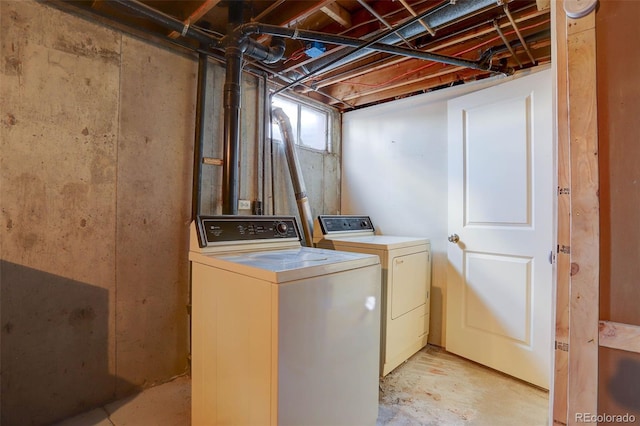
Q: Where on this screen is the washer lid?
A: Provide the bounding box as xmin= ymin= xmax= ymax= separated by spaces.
xmin=189 ymin=246 xmax=379 ymax=283
xmin=321 ymin=235 xmax=429 ymax=250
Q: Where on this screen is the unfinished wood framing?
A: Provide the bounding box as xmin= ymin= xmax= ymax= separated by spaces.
xmin=595 ymin=1 xmax=640 ymax=418
xmin=599 ymin=322 xmax=640 ymax=354
xmin=566 ymin=11 xmax=599 ymax=422
xmin=552 ymin=1 xmax=570 ymax=422
xmin=553 ymin=1 xmax=599 ymax=424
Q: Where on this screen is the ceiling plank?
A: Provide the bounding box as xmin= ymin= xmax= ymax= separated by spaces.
xmin=536 ymin=0 xmax=551 ymax=11
xmin=256 ymin=0 xmax=337 ymax=42
xmin=341 ymin=67 xmax=483 ymax=108
xmin=321 ymin=3 xmax=352 ymax=28
xmin=168 ymin=0 xmax=222 ymax=39
xmin=281 ymin=4 xmax=548 ymax=92
xmin=342 ymin=65 xmax=468 ymax=101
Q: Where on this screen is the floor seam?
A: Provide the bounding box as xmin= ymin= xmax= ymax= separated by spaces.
xmin=101 ymin=407 xmax=116 ymax=426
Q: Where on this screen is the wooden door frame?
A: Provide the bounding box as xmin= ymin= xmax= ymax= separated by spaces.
xmin=553 ymin=1 xmax=599 ymax=424
xmin=553 ymin=1 xmax=640 ymax=424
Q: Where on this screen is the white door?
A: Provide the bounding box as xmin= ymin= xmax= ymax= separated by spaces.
xmin=446 ymin=69 xmax=553 ymax=389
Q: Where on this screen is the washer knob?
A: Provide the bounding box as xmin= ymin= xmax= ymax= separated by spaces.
xmin=276 ymin=222 xmax=288 ymax=235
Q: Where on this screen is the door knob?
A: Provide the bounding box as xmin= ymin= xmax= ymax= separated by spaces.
xmin=448 ymin=234 xmax=460 ymax=243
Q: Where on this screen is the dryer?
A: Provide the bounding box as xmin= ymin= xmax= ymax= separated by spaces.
xmin=189 ymin=215 xmax=381 ymax=425
xmin=313 ymin=215 xmax=431 ymax=376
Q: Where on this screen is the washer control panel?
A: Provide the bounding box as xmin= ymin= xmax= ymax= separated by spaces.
xmin=317 ymin=215 xmax=374 ymax=234
xmin=196 ymin=215 xmax=300 ymax=247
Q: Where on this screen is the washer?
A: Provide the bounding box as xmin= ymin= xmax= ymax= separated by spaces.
xmin=313 ymin=215 xmax=431 ymax=376
xmin=189 ymin=215 xmax=381 ymax=426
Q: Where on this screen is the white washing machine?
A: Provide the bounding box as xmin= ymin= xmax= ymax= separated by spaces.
xmin=313 ymin=215 xmax=431 ymax=376
xmin=189 ymin=215 xmax=381 ymax=426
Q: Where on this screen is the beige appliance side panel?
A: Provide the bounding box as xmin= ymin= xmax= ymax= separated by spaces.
xmin=421 ymin=245 xmax=432 ymax=344
xmin=316 ymin=241 xmax=432 ymax=376
xmin=191 ymin=263 xmax=275 ymax=426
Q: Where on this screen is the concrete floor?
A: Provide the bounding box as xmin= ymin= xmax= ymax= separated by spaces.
xmin=377 ymin=345 xmax=549 ymax=425
xmin=55 ymin=345 xmax=548 ymax=426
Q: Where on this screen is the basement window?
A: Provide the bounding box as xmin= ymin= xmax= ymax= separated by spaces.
xmin=271 ymin=95 xmax=330 ymax=152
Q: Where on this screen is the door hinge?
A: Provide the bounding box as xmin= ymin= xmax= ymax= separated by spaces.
xmin=558 ymin=186 xmax=570 ymax=195
xmin=549 ymin=250 xmax=556 ymax=264
xmin=558 ymin=244 xmax=571 ymax=254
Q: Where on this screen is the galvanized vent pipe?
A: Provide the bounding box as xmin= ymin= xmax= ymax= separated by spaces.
xmin=272 ymin=107 xmax=314 ymax=247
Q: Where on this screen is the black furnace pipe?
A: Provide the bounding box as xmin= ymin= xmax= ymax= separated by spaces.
xmin=221 ymin=2 xmax=288 ymax=214
xmin=222 ymin=44 xmax=243 ymax=215
xmin=240 ymin=22 xmax=511 ymax=75
xmin=109 ymin=0 xmax=285 ymax=64
xmin=222 ymin=0 xmax=244 ymax=215
xmin=192 ymin=53 xmax=209 ymax=220
xmin=109 ymin=0 xmax=221 ymax=48
xmin=478 ymin=29 xmax=551 ymax=67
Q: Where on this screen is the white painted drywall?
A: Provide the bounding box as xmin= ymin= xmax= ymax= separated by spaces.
xmin=341 ymin=70 xmax=546 ymax=346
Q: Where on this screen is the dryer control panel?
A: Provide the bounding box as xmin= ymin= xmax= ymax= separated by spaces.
xmin=196 ymin=215 xmax=300 ymax=247
xmin=317 ymin=215 xmax=375 ymax=234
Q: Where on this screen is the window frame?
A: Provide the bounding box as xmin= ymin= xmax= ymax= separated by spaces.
xmin=271 ymin=94 xmax=333 ymax=153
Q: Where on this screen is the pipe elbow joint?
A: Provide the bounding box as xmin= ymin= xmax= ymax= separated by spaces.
xmin=239 ymin=22 xmax=260 ymax=36
xmin=263 ymin=37 xmax=286 ymax=64
xmin=244 ymin=36 xmax=286 ymax=64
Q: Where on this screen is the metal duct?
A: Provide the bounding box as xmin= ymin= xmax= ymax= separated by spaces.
xmin=272 ymin=107 xmax=314 ymax=247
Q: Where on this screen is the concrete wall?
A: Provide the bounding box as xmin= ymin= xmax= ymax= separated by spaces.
xmin=271 ymin=136 xmax=342 ymax=231
xmin=197 ymin=60 xmax=262 ymax=216
xmin=197 ymin=61 xmax=341 ymax=224
xmin=0 ymin=2 xmax=340 ymax=424
xmin=0 ymin=2 xmax=195 ymax=424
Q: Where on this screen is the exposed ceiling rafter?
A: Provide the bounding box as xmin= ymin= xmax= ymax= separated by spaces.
xmin=55 ymin=0 xmax=551 ymax=111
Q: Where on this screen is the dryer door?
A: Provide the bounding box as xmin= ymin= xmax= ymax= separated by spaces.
xmin=390 ymin=249 xmax=429 ymax=319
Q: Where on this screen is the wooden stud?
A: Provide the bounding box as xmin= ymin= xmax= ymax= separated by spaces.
xmin=553 ymin=2 xmax=571 ymax=423
xmin=553 ymin=2 xmax=600 ymax=424
xmin=566 ymin=9 xmax=599 ymax=425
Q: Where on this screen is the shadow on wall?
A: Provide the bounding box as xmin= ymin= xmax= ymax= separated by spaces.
xmin=0 ymin=260 xmax=138 ymax=426
xmin=609 ymin=358 xmax=640 ymax=411
xmin=600 ymin=347 xmax=640 ymax=423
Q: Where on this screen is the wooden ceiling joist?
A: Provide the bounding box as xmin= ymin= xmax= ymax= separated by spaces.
xmin=321 ymin=3 xmax=351 ymax=28
xmin=65 ymin=0 xmax=551 ymax=111
xmin=168 ymin=0 xmax=222 ymax=39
